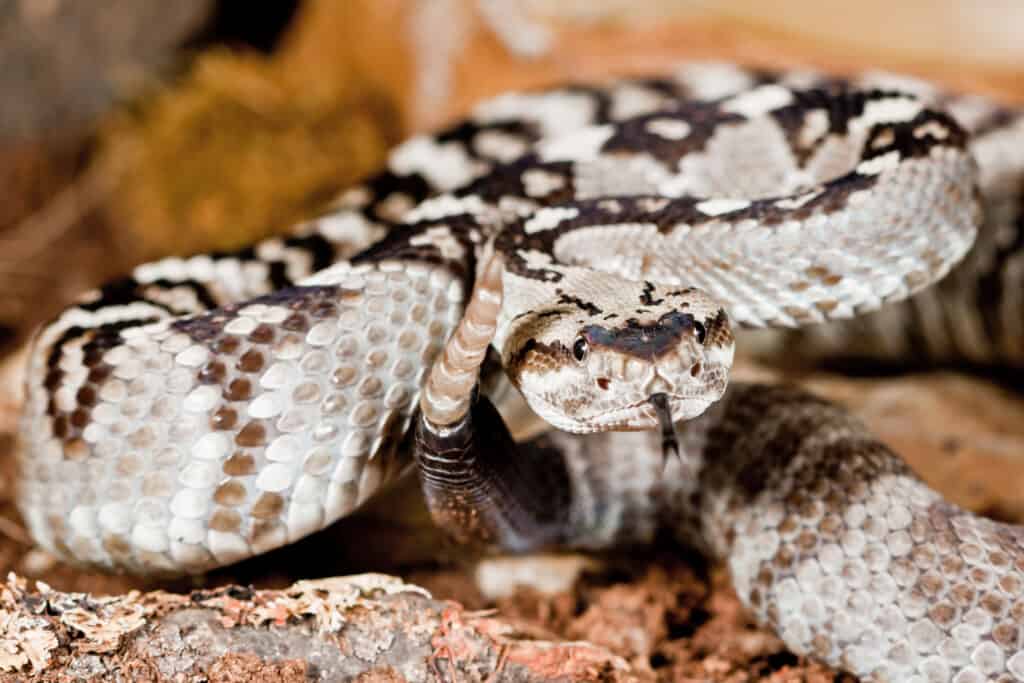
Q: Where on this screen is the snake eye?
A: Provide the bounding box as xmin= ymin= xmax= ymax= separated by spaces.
xmin=572 ymin=336 xmax=589 ymax=362
xmin=693 ymin=321 xmax=707 ymax=345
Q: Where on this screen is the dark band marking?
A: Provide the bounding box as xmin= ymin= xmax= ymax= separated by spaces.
xmin=172 ymin=285 xmax=351 ymax=344
xmin=500 ymin=106 xmax=967 ymax=283
xmin=352 ymin=216 xmax=482 ymax=286
xmin=602 ymin=102 xmax=744 ymax=165
xmin=438 ymin=119 xmax=538 ymax=162
xmin=703 ymin=309 xmax=732 ymax=348
xmin=363 ymin=171 xmax=433 ymax=222
xmin=74 ymin=276 xmax=215 ymax=314
xmin=582 ymin=311 xmax=701 ymax=359
xmin=557 ymin=292 xmax=602 ymax=316
xmin=283 ymin=233 xmax=337 ymax=273
xmin=508 ymin=337 xmax=573 ymax=369
xmin=768 ymin=87 xmax=880 ymax=164
xmin=44 ymin=316 xmax=160 ymax=447
xmin=639 ymin=282 xmax=663 ymax=306
xmin=536 ymin=310 xmax=563 ymax=320
xmin=456 ymin=159 xmax=576 ymax=205
xmin=565 ymin=84 xmax=614 ymax=125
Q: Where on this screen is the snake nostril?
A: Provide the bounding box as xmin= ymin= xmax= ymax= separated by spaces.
xmin=597 ymin=377 xmax=610 ymax=390
xmin=690 ymin=362 xmax=702 ymax=377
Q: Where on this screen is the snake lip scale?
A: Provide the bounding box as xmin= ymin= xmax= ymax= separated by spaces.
xmin=579 ymin=384 xmax=728 ymax=432
xmin=17 ymin=62 xmax=1024 ymax=681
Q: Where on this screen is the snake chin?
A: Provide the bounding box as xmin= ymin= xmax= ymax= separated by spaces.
xmin=517 ymin=358 xmax=732 ymax=434
xmin=584 ymin=387 xmax=726 ymax=432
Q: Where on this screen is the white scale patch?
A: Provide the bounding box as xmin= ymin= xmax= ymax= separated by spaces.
xmin=134 ymin=258 xmax=188 ymax=285
xmin=496 ymin=195 xmax=540 ymax=220
xmin=521 ymin=168 xmax=567 ymax=197
xmin=721 ymin=84 xmax=795 ymax=118
xmin=696 ymin=198 xmax=752 ymax=216
xmin=140 ymin=285 xmax=205 ymax=314
xmin=184 ymin=255 xmax=217 ymax=281
xmin=203 ymin=257 xmax=269 ymax=301
xmin=704 ymin=339 xmax=735 ymax=367
xmin=403 ymin=194 xmax=489 ymax=223
xmin=314 ymin=211 xmax=386 ymax=246
xmin=538 ymin=125 xmax=615 ymax=163
xmin=524 ymin=207 xmax=579 ymax=234
xmin=858 ymin=97 xmax=924 ymax=129
xmin=474 ymin=129 xmax=529 ymax=162
xmin=645 ymin=118 xmax=691 ymax=140
xmin=473 ymin=91 xmax=597 ymax=138
xmin=376 ymin=192 xmax=417 ymax=222
xmin=609 ymin=84 xmax=670 ymax=120
xmin=241 ymin=260 xmax=272 ymax=295
xmin=409 ymin=225 xmax=467 ymax=260
xmin=388 ymin=136 xmax=483 ymax=191
xmin=598 ymin=199 xmax=624 ymax=214
xmin=636 ymin=197 xmax=670 ymax=213
xmin=870 ymin=128 xmax=896 ymax=149
xmin=774 ymin=189 xmax=825 ymax=210
xmin=61 ymin=301 xmax=169 ymax=328
xmin=332 ymin=186 xmax=372 ymax=209
xmin=516 ymin=248 xmax=556 ymax=270
xmin=913 ymin=121 xmax=950 ymax=140
xmin=798 ymin=109 xmax=830 ymax=148
xmin=301 ymin=261 xmax=358 ymax=287
xmin=256 ymin=239 xmax=314 ymax=283
xmin=76 ymin=289 xmax=103 ymax=305
xmin=573 ymin=156 xmax=671 ymax=200
xmin=856 ymin=151 xmax=902 ymax=176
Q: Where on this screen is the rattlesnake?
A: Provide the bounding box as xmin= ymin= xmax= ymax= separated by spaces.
xmin=16 ymin=63 xmax=1024 ymax=680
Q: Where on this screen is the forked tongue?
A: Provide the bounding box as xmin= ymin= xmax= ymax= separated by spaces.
xmin=648 ymin=392 xmax=680 ymax=464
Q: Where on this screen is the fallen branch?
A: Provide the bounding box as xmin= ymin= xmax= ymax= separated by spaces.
xmin=0 ymin=572 xmax=629 ymax=682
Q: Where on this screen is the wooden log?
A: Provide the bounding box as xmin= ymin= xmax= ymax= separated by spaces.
xmin=0 ymin=572 xmax=629 ymax=682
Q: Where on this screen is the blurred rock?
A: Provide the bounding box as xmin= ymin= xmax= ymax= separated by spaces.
xmin=0 ymin=0 xmax=212 ymax=142
xmin=100 ymin=49 xmax=400 ymax=257
xmin=0 ymin=0 xmax=214 ymax=349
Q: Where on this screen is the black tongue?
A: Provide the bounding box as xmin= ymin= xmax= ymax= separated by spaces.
xmin=648 ymin=392 xmax=680 ymax=463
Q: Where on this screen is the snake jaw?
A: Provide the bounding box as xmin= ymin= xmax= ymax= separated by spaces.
xmin=511 ymin=330 xmax=732 ymax=433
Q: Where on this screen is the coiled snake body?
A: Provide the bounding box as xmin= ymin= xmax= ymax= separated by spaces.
xmin=17 ymin=63 xmax=1024 ymax=680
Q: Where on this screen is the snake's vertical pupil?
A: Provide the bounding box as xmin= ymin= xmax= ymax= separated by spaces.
xmin=572 ymin=336 xmax=589 ymax=362
xmin=694 ymin=321 xmax=707 ymax=345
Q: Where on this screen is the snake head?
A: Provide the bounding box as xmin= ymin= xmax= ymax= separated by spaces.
xmin=502 ymin=283 xmax=734 ymax=433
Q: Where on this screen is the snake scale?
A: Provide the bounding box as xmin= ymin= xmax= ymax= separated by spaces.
xmin=16 ymin=62 xmax=1024 ymax=680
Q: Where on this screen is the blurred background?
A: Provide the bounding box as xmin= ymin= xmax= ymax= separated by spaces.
xmin=2 ymin=0 xmax=1023 ymax=355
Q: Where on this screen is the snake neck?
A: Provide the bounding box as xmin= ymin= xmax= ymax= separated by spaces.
xmin=552 ymin=382 xmax=929 ymax=558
